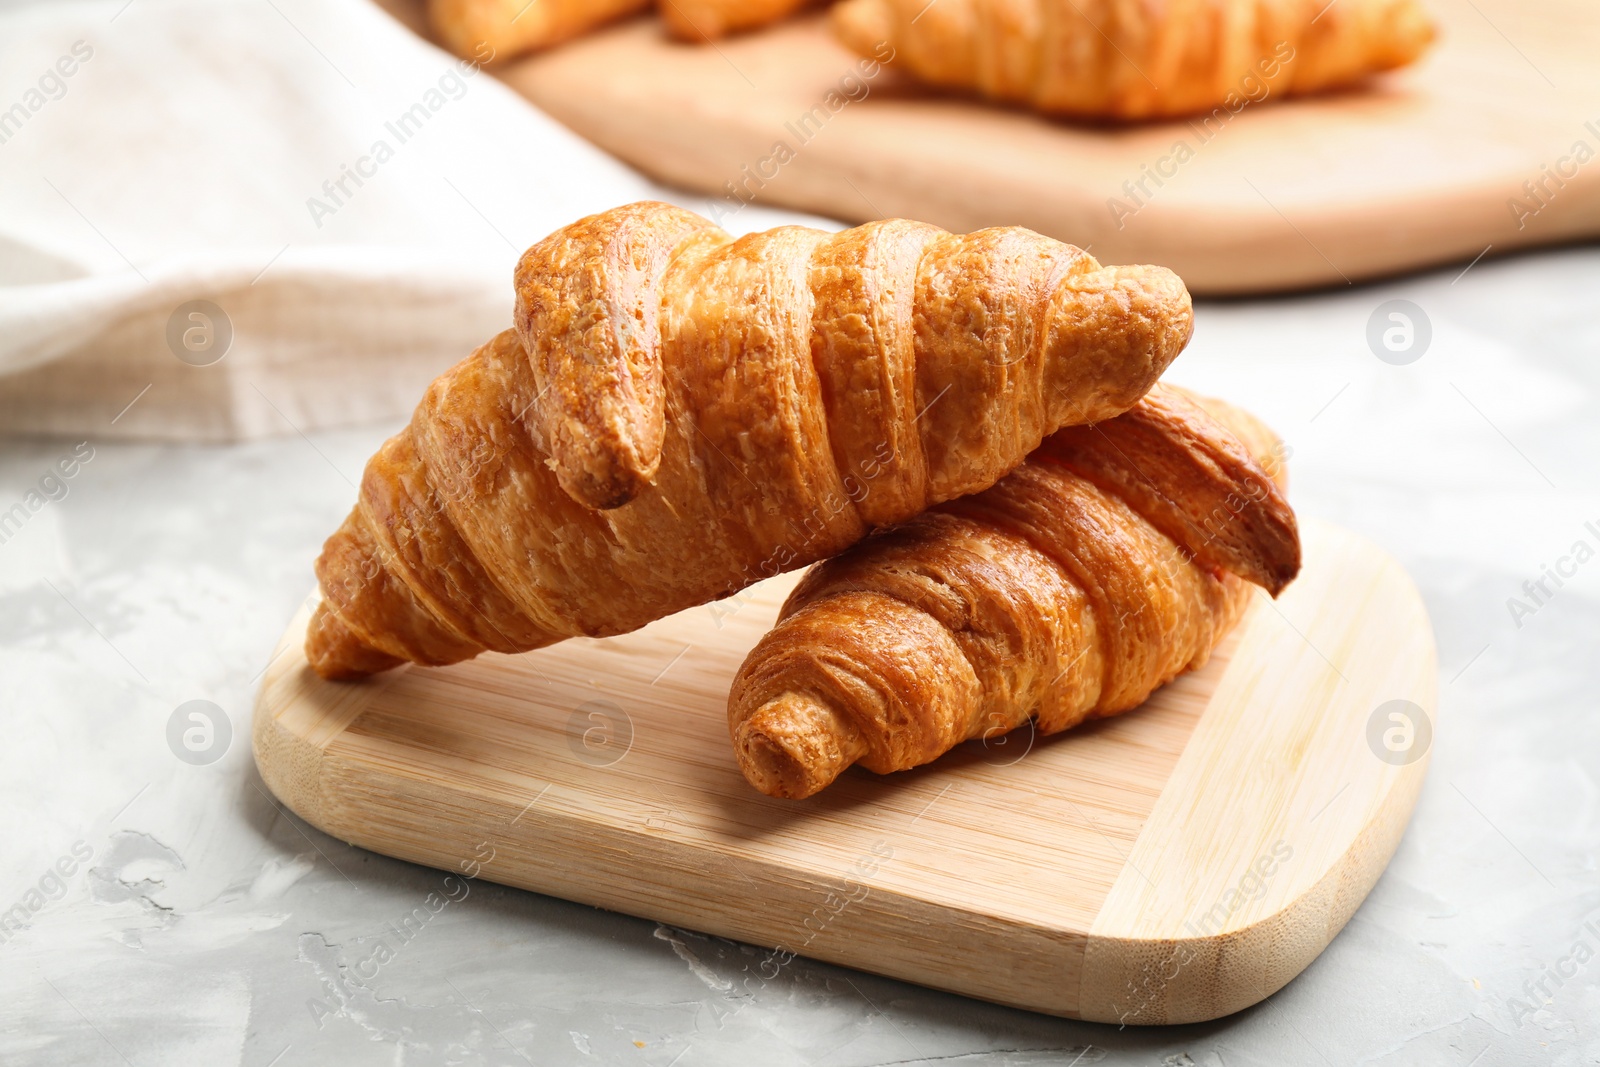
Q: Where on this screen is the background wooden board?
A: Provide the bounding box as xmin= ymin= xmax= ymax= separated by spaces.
xmin=447 ymin=0 xmax=1600 ymax=294
xmin=254 ymin=519 xmax=1437 ymax=1023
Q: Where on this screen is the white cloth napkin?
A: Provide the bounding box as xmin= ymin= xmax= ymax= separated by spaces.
xmin=0 ymin=0 xmax=827 ymax=440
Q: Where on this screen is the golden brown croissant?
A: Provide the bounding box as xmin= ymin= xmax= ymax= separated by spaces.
xmin=427 ymin=0 xmax=650 ymax=60
xmin=430 ymin=0 xmax=818 ymax=58
xmin=305 ymin=201 xmax=1193 ymax=679
xmin=660 ymin=0 xmax=820 ymax=41
xmin=727 ymin=384 xmax=1299 ymax=798
xmin=832 ymin=0 xmax=1436 ymax=120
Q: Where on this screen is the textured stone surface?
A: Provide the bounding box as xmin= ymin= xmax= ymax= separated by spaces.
xmin=2 ymin=247 xmax=1597 ymax=1065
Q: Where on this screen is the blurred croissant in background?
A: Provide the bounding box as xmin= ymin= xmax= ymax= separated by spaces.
xmin=428 ymin=0 xmax=647 ymax=59
xmin=833 ymin=0 xmax=1437 ymax=119
xmin=428 ymin=0 xmax=821 ymax=58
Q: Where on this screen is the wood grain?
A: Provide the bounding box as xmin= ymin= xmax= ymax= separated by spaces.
xmin=254 ymin=518 xmax=1436 ymax=1022
xmin=480 ymin=0 xmax=1600 ymax=294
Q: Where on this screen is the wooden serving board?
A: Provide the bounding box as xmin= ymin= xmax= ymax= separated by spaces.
xmin=477 ymin=0 xmax=1600 ymax=294
xmin=254 ymin=519 xmax=1436 ymax=1024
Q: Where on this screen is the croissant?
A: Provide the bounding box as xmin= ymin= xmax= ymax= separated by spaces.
xmin=660 ymin=0 xmax=820 ymax=40
xmin=305 ymin=201 xmax=1192 ymax=679
xmin=429 ymin=0 xmax=817 ymax=59
xmin=427 ymin=0 xmax=650 ymax=60
xmin=727 ymin=384 xmax=1300 ymax=798
xmin=832 ymin=0 xmax=1436 ymax=120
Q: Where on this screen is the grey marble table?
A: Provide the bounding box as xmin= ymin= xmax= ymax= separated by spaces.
xmin=3 ymin=246 xmax=1597 ymax=1067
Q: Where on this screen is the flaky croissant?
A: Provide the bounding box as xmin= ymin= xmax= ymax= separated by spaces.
xmin=305 ymin=201 xmax=1192 ymax=679
xmin=727 ymin=384 xmax=1300 ymax=798
xmin=832 ymin=0 xmax=1436 ymax=120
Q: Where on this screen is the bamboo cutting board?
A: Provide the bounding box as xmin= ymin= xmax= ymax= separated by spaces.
xmin=474 ymin=0 xmax=1600 ymax=294
xmin=254 ymin=519 xmax=1436 ymax=1023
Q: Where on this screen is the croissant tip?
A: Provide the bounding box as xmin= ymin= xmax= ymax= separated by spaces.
xmin=557 ymin=450 xmax=661 ymax=511
xmin=733 ymin=692 xmax=867 ymax=799
xmin=305 ymin=601 xmax=404 ymax=680
xmin=562 ymin=471 xmax=645 ymax=511
xmin=738 ymin=728 xmax=829 ymax=800
xmin=1268 ymin=557 xmax=1303 ymax=599
xmin=1130 ymin=264 xmax=1195 ymax=374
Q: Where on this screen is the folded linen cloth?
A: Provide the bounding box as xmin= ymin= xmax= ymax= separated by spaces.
xmin=0 ymin=0 xmax=823 ymax=440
